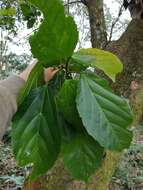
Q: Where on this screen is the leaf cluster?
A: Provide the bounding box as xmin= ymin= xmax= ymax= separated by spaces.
xmin=20 ymin=2 xmax=41 ymax=28
xmin=12 ymin=0 xmax=133 ymax=182
xmin=0 ymin=0 xmax=21 ymax=33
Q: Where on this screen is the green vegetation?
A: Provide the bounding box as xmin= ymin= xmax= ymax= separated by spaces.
xmin=11 ymin=0 xmax=133 ymax=182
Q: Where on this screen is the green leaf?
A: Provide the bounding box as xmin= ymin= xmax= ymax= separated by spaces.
xmin=58 ymin=79 xmax=83 ymax=130
xmin=12 ymin=85 xmax=61 ymax=180
xmin=63 ymin=133 xmax=104 ymax=182
xmin=20 ymin=3 xmax=31 ymax=17
xmin=27 ymin=17 xmax=36 ymax=28
xmin=69 ymin=53 xmax=95 ymax=72
xmin=73 ymin=48 xmax=123 ymax=81
xmin=20 ymin=3 xmax=38 ymax=28
xmin=29 ymin=0 xmax=78 ymax=67
xmin=18 ymin=63 xmax=44 ymax=105
xmin=49 ymin=70 xmax=65 ymax=96
xmin=60 ymin=119 xmax=77 ymax=144
xmin=0 ymin=8 xmax=16 ymax=16
xmin=76 ymin=74 xmax=133 ymax=151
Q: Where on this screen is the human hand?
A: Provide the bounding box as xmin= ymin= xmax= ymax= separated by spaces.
xmin=44 ymin=67 xmax=59 ymax=82
xmin=19 ymin=61 xmax=59 ymax=82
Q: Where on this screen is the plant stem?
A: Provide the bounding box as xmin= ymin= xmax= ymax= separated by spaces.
xmin=65 ymin=58 xmax=70 ymax=79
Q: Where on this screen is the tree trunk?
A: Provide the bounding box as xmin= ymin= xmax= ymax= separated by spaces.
xmin=23 ymin=19 xmax=143 ymax=190
xmin=23 ymin=153 xmax=121 ymax=190
xmin=86 ymin=0 xmax=107 ymax=48
xmin=107 ymin=19 xmax=143 ymax=96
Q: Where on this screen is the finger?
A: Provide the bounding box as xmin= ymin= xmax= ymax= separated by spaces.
xmin=52 ymin=68 xmax=59 ymax=75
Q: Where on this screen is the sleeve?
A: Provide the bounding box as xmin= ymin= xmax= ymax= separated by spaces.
xmin=0 ymin=75 xmax=25 ymax=140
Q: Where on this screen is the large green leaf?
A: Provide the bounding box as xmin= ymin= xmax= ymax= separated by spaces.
xmin=58 ymin=79 xmax=83 ymax=130
xmin=12 ymin=85 xmax=61 ymax=180
xmin=29 ymin=0 xmax=78 ymax=67
xmin=76 ymin=74 xmax=133 ymax=151
xmin=63 ymin=133 xmax=104 ymax=182
xmin=71 ymin=48 xmax=123 ymax=81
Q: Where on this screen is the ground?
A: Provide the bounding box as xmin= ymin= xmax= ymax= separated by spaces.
xmin=1 ymin=126 xmax=143 ymax=190
xmin=0 ymin=137 xmax=25 ymax=190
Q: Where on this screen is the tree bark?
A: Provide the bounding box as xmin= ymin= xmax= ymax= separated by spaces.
xmin=86 ymin=0 xmax=107 ymax=48
xmin=107 ymin=19 xmax=143 ymax=96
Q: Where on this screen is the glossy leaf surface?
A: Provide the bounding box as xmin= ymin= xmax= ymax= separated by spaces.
xmin=76 ymin=74 xmax=133 ymax=151
xmin=58 ymin=79 xmax=83 ymax=130
xmin=72 ymin=48 xmax=123 ymax=81
xmin=12 ymin=85 xmax=61 ymax=180
xmin=63 ymin=133 xmax=104 ymax=181
xmin=29 ymin=0 xmax=78 ymax=67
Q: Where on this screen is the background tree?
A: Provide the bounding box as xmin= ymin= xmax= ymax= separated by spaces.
xmin=0 ymin=0 xmax=33 ymax=79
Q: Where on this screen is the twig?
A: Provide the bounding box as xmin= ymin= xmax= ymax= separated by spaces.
xmin=64 ymin=0 xmax=83 ymax=7
xmin=108 ymin=4 xmax=124 ymax=42
xmin=16 ymin=28 xmax=38 ymax=43
xmin=65 ymin=58 xmax=70 ymax=79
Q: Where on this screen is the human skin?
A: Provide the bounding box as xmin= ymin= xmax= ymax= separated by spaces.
xmin=19 ymin=62 xmax=59 ymax=82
